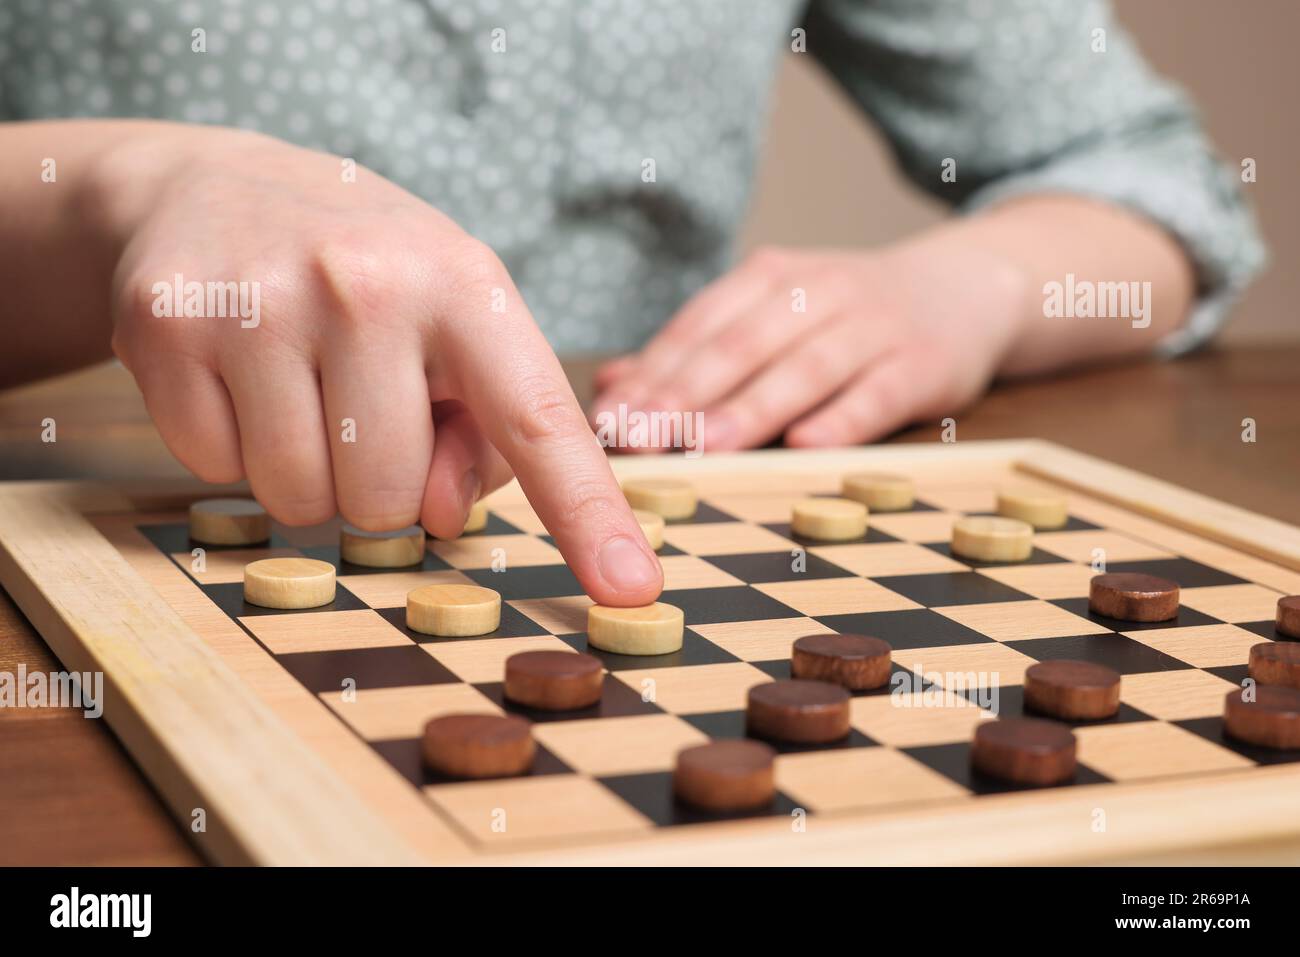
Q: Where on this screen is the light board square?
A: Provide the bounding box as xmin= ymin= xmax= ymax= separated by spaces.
xmin=811 ymin=542 xmax=968 ymax=577
xmin=426 ymin=775 xmax=652 ymax=845
xmin=1119 ymin=670 xmax=1240 ymax=721
xmin=421 ymin=634 xmax=577 ymax=683
xmin=1124 ymin=623 xmax=1268 ymax=669
xmin=1074 ymin=722 xmax=1253 ymax=781
xmin=533 ymin=714 xmax=709 ymax=776
xmin=1179 ymin=584 xmax=1286 ymax=623
xmin=776 ymin=747 xmax=970 ymax=813
xmin=321 ymin=682 xmax=501 ymax=741
xmin=976 ymin=562 xmax=1098 ymax=600
xmin=754 ymin=577 xmax=921 ymax=617
xmin=850 ymin=691 xmax=994 ymax=747
xmin=240 ymin=608 xmax=411 ymax=655
xmin=690 ymin=616 xmax=829 ymax=662
xmin=613 ymin=661 xmax=773 ymax=714
xmin=337 ymin=569 xmax=475 ymax=608
xmin=936 ymin=599 xmax=1110 ymax=642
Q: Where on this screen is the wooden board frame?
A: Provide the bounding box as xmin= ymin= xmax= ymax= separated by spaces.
xmin=1 ymin=439 xmax=1298 ymax=866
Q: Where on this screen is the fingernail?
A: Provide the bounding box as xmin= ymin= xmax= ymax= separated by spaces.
xmin=459 ymin=468 xmax=481 ymax=515
xmin=597 ymin=535 xmax=661 ymax=594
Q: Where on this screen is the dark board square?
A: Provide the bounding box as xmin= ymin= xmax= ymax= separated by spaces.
xmin=1104 ymin=558 xmax=1247 ymax=589
xmin=555 ymin=628 xmax=739 ymax=670
xmin=1175 ymin=717 xmax=1300 ymax=767
xmin=902 ymin=741 xmax=1110 ymax=795
xmin=371 ymin=737 xmax=570 ymax=789
xmin=923 ymin=543 xmax=1067 ymax=568
xmin=815 ymin=608 xmax=996 ymax=650
xmin=703 ymin=551 xmax=854 ymax=584
xmin=473 ymin=676 xmax=662 ymax=721
xmin=681 ymin=710 xmax=878 ymax=754
xmin=374 ymin=603 xmax=552 ymax=642
xmin=956 ymin=683 xmax=1154 ymax=727
xmin=298 ymin=543 xmax=453 ymax=575
xmin=1238 ymin=620 xmax=1296 ymax=642
xmin=202 ymin=581 xmax=369 ymax=618
xmin=1049 ymin=597 xmax=1220 ymax=632
xmin=1005 ymin=633 xmax=1194 ymax=675
xmin=761 ymin=522 xmax=897 ymax=546
xmin=139 ymin=521 xmax=291 ymax=555
xmin=872 ymin=572 xmax=1032 ymax=608
xmin=671 ymin=503 xmax=739 ymax=525
xmin=279 ymin=645 xmax=459 ymax=694
xmin=752 ymin=659 xmax=928 ymax=698
xmin=1205 ymin=664 xmax=1251 ymax=687
xmin=464 ymin=564 xmax=583 ymax=600
xmin=598 ymin=770 xmax=801 ymax=827
xmin=658 ymin=586 xmax=803 ymax=626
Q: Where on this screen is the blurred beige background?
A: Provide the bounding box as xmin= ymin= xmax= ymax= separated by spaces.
xmin=743 ymin=0 xmax=1296 ymax=344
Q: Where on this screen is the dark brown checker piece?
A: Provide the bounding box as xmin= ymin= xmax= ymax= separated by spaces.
xmin=1023 ymin=660 xmax=1121 ymax=720
xmin=791 ymin=633 xmax=891 ymax=690
xmin=673 ymin=740 xmax=776 ymax=812
xmin=1249 ymin=642 xmax=1300 ymax=690
xmin=1277 ymin=596 xmax=1300 ymax=639
xmin=504 ymin=651 xmax=604 ymax=711
xmin=971 ymin=718 xmax=1077 ymax=786
xmin=1089 ymin=572 xmax=1179 ymax=622
xmin=747 ymin=679 xmax=850 ymax=743
xmin=421 ymin=714 xmax=535 ymax=779
xmin=1224 ymin=686 xmax=1300 ymax=750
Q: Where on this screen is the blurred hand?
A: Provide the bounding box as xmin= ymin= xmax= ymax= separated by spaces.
xmin=591 ymin=243 xmax=1031 ymax=450
xmin=93 ymin=127 xmax=661 ymax=605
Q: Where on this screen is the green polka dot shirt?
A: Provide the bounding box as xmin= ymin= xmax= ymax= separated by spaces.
xmin=0 ymin=0 xmax=1266 ymax=355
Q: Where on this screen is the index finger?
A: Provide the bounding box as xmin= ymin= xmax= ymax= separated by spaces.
xmin=438 ymin=274 xmax=663 ymax=607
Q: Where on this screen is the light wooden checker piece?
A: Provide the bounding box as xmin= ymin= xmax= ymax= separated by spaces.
xmin=340 ymin=524 xmax=425 ymax=568
xmin=21 ymin=447 xmax=1300 ymax=866
xmin=190 ymin=498 xmax=271 ymax=545
xmin=407 ymin=583 xmax=502 ymax=636
xmin=243 ymin=557 xmax=336 ymax=609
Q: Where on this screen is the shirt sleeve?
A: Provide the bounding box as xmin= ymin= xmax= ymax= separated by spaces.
xmin=803 ymin=0 xmax=1267 ymax=355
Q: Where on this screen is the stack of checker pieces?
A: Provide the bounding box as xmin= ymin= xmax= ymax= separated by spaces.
xmin=138 ymin=476 xmax=1300 ymax=852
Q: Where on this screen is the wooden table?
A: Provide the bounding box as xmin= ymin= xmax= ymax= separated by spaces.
xmin=1 ymin=347 xmax=1297 ymax=865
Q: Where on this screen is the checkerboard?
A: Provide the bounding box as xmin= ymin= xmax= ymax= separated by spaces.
xmin=106 ymin=452 xmax=1300 ymax=861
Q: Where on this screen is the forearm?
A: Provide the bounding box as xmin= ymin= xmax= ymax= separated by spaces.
xmin=896 ymin=195 xmax=1197 ymax=379
xmin=0 ymin=119 xmax=197 ymax=388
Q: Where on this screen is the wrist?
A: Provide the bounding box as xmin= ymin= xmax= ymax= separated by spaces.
xmin=74 ymin=123 xmax=268 ymax=251
xmin=884 ymin=222 xmax=1038 ymax=362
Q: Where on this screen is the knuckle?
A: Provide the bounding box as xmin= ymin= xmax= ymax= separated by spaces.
xmin=310 ymin=237 xmax=410 ymax=330
xmin=440 ymin=237 xmax=510 ymax=305
xmin=511 ymin=379 xmax=582 ymax=445
xmin=556 ymin=477 xmax=624 ymax=529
